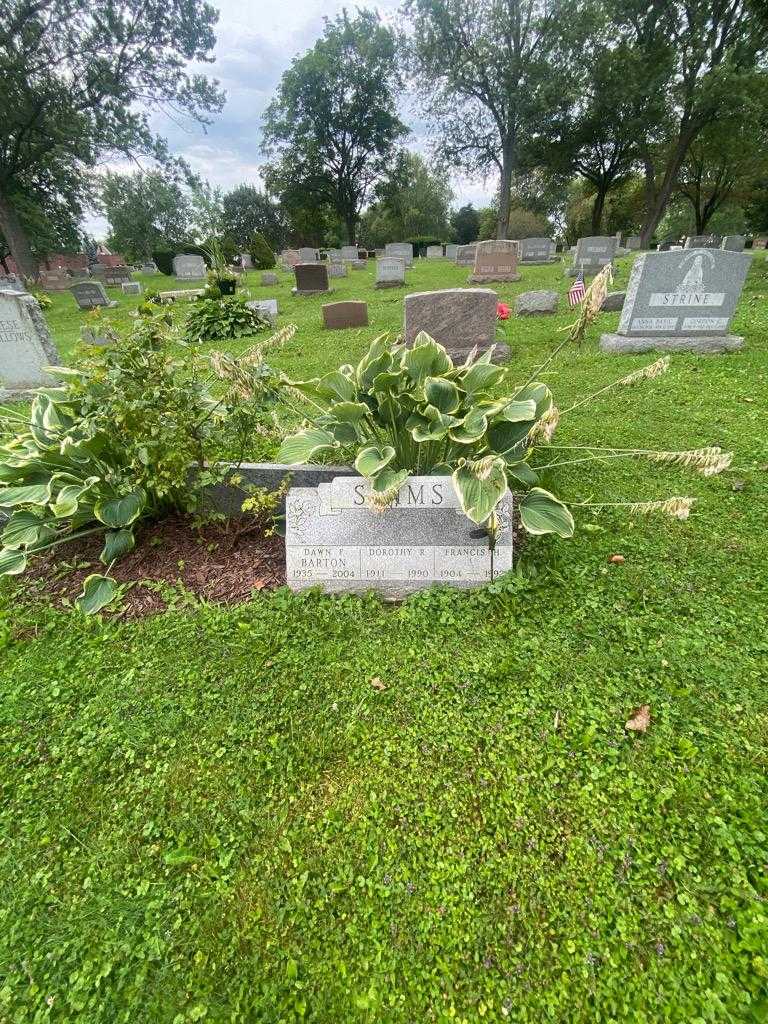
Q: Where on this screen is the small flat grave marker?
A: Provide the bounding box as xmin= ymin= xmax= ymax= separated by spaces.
xmin=286 ymin=475 xmax=514 ymax=598
xmin=600 ymin=248 xmax=750 ymax=354
xmin=246 ymin=299 xmax=278 ymax=325
xmin=122 ymin=281 xmax=142 ymax=295
xmin=260 ymin=272 xmax=279 ymax=285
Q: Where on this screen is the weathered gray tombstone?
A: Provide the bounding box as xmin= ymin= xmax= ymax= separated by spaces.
xmin=600 ymin=248 xmax=750 ymax=354
xmin=39 ymin=269 xmax=70 ymax=291
xmin=293 ymin=263 xmax=330 ymax=295
xmin=285 ymin=475 xmax=514 ymax=597
xmin=157 ymin=288 xmax=206 ymax=303
xmin=103 ymin=266 xmax=133 ymax=286
xmin=685 ymin=235 xmax=722 ymax=249
xmin=260 ymin=272 xmax=279 ymax=285
xmin=515 ymin=290 xmax=559 ymax=316
xmin=173 ymin=254 xmax=207 ymax=281
xmin=0 ymin=290 xmax=60 ymax=400
xmin=601 ymin=291 xmax=626 ymax=312
xmin=326 ymin=249 xmax=343 ymax=263
xmin=298 ymin=247 xmax=318 ymax=263
xmin=0 ymin=274 xmax=26 ymax=293
xmin=567 ymin=236 xmax=617 ymax=276
xmin=69 ymin=281 xmax=118 ymax=309
xmin=518 ymin=237 xmax=556 ymax=263
xmin=375 ymin=256 xmax=406 ymax=289
xmin=426 ymin=245 xmax=444 ymax=259
xmin=322 ymin=301 xmax=368 ymax=329
xmin=121 ymin=281 xmax=142 ymax=295
xmin=141 ymin=261 xmax=159 ymax=274
xmin=470 ymin=240 xmax=521 ymax=283
xmin=240 ymin=253 xmax=253 ymax=269
xmin=341 ymin=246 xmax=359 ymax=262
xmin=281 ymin=250 xmax=300 ymax=268
xmin=721 ymin=235 xmax=746 ymax=252
xmin=626 ymin=236 xmax=642 ymax=250
xmin=385 ymin=242 xmax=413 ymax=268
xmin=327 ymin=263 xmax=348 ymax=278
xmin=245 ymin=299 xmax=278 ymax=325
xmin=404 ymin=288 xmax=504 ymax=360
xmin=444 ymin=243 xmax=458 ymax=260
xmin=455 ymin=244 xmax=477 ymax=266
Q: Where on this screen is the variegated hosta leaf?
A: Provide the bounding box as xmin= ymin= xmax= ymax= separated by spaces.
xmin=460 ymin=361 xmax=506 ymax=396
xmin=357 ymin=335 xmax=393 ymax=390
xmin=100 ymin=528 xmax=135 ymax=565
xmin=496 ymin=399 xmax=537 ymax=422
xmin=95 ymin=490 xmax=146 ymax=529
xmin=370 ymin=468 xmax=409 ymax=496
xmin=355 ymin=445 xmax=395 ymax=478
xmin=0 ymin=480 xmax=54 ymax=507
xmin=519 ymin=488 xmax=574 ymax=537
xmin=452 ymin=457 xmax=508 ymax=524
xmin=504 ymin=461 xmax=539 ymax=486
xmin=315 ymin=370 xmax=358 ymax=403
xmin=328 ymin=401 xmax=370 ymax=426
xmin=1 ymin=510 xmax=57 ymax=550
xmin=75 ymin=574 xmax=118 ymax=615
xmin=277 ymin=427 xmax=337 ymax=465
xmin=449 ymin=407 xmax=488 ymax=444
xmin=0 ymin=547 xmax=27 ymax=576
xmin=408 ymin=405 xmax=459 ymax=443
xmin=424 ymin=376 xmax=460 ymax=414
xmin=370 ymin=369 xmax=403 ymax=395
xmin=401 ymin=334 xmax=452 ymax=385
xmin=487 ymin=417 xmax=535 ymax=455
xmin=514 ymin=382 xmax=553 ymax=418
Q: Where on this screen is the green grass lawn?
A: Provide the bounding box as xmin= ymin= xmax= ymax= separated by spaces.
xmin=1 ymin=255 xmax=768 ymax=1023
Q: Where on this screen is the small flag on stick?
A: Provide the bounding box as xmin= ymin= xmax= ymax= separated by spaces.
xmin=568 ymin=269 xmax=586 ymax=307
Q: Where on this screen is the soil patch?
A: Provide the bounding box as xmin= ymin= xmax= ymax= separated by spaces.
xmin=23 ymin=515 xmax=286 ymax=618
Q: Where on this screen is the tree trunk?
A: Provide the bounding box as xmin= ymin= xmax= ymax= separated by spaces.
xmin=640 ymin=123 xmax=700 ymax=246
xmin=496 ymin=143 xmax=514 ymax=239
xmin=590 ymin=186 xmax=607 ymax=235
xmin=345 ymin=214 xmax=356 ymax=246
xmin=0 ymin=189 xmax=38 ymax=280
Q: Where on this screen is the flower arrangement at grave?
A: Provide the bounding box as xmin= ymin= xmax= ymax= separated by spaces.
xmin=203 ymin=239 xmax=238 ymax=296
xmin=276 ymin=265 xmax=733 ymax=540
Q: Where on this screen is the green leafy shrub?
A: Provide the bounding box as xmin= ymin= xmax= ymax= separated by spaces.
xmin=406 ymin=235 xmax=443 ymax=256
xmin=185 ymin=296 xmax=270 ymax=344
xmin=30 ymin=289 xmax=52 ymax=309
xmin=151 ymin=248 xmax=175 ymax=275
xmin=0 ymin=317 xmax=296 ymax=581
xmin=250 ymin=231 xmax=276 ymax=269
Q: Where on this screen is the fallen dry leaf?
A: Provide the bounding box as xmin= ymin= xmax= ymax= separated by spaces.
xmin=608 ymin=554 xmax=625 ymax=565
xmin=370 ymin=677 xmax=387 ymax=691
xmin=625 ymin=705 xmax=651 ymax=733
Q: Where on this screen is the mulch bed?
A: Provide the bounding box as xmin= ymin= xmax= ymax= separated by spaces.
xmin=23 ymin=515 xmax=287 ymax=618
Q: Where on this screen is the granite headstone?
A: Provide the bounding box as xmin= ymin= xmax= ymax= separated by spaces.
xmin=69 ymin=281 xmax=118 ymax=309
xmin=0 ymin=290 xmax=60 ymax=399
xmin=293 ymin=263 xmax=330 ymax=295
xmin=384 ymin=242 xmax=414 ymax=268
xmin=518 ymin=237 xmax=556 ymax=263
xmin=173 ymin=254 xmax=207 ymax=281
xmin=322 ymin=301 xmax=368 ymax=329
xmin=404 ymin=288 xmax=504 ymax=360
xmin=470 ymin=240 xmax=521 ymax=283
xmin=375 ymin=256 xmax=405 ymax=289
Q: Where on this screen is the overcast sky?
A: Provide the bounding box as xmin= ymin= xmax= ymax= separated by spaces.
xmin=85 ymin=0 xmax=496 ymax=237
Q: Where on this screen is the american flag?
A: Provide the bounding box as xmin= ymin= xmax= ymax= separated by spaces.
xmin=568 ymin=270 xmax=586 ymax=307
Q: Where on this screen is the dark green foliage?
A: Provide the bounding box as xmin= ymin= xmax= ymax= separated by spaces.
xmin=249 ymin=231 xmax=276 ymax=270
xmin=451 ymin=203 xmax=480 ymax=243
xmin=151 ymin=248 xmax=175 ymax=275
xmin=222 ymin=185 xmax=286 ymax=249
xmin=101 ymin=170 xmax=191 ymax=264
xmin=184 ymin=297 xmax=270 ymax=344
xmin=406 ymin=234 xmax=443 ymax=256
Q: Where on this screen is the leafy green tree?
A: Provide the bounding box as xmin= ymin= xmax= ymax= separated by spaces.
xmin=0 ymin=181 xmax=83 ymax=273
xmin=221 ymin=185 xmax=286 ymax=250
xmin=360 ymin=152 xmax=453 ymax=246
xmin=189 ymin=180 xmax=224 ymax=244
xmin=249 ymin=232 xmax=276 ymax=270
xmin=262 ymin=10 xmax=407 ymax=244
xmin=101 ymin=171 xmax=191 ymax=263
xmin=404 ymin=0 xmax=576 ymax=239
xmin=451 ymin=204 xmax=480 ymax=244
xmin=0 ymin=0 xmax=223 ymax=278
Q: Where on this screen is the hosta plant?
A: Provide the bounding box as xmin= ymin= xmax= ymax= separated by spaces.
xmin=277 ymin=331 xmax=574 ymax=538
xmin=185 ymin=296 xmax=270 ymax=344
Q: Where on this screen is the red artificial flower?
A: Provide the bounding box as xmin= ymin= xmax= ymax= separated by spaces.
xmin=497 ymin=302 xmax=510 ymax=320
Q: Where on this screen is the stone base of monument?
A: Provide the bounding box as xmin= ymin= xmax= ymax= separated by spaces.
xmin=443 ymin=341 xmax=510 ymax=364
xmin=285 ymin=475 xmax=517 ymax=599
xmin=565 ymin=265 xmax=610 ymax=277
xmin=519 ymin=258 xmax=559 ymax=266
xmin=291 ymin=287 xmax=332 ymax=297
xmin=374 ymin=280 xmax=404 ymax=289
xmin=599 ymin=332 xmax=744 ymax=354
xmin=468 ymin=273 xmax=522 ymax=284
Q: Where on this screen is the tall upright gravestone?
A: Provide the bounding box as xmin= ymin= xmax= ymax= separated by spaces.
xmin=384 ymin=242 xmax=413 ymax=268
xmin=0 ymin=290 xmax=61 ymax=400
xmin=375 ymin=257 xmax=405 ymax=289
xmin=293 ymin=263 xmax=330 ymax=296
xmin=567 ymin=236 xmax=617 ymax=276
xmin=518 ymin=238 xmax=556 ymax=263
xmin=600 ymin=248 xmax=750 ymax=354
xmin=404 ymin=288 xmax=506 ymax=362
xmin=470 ymin=240 xmax=521 ymax=283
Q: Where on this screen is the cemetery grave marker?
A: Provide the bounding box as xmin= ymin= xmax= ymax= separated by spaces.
xmin=0 ymin=289 xmax=60 ymax=399
xmin=384 ymin=242 xmax=413 ymax=268
xmin=444 ymin=243 xmax=458 ymax=261
xmin=286 ymin=475 xmax=514 ymax=598
xmin=281 ymin=250 xmax=300 ymax=268
xmin=328 ymin=263 xmax=348 ymax=278
xmin=375 ymin=256 xmax=405 ymax=288
xmin=626 ymin=236 xmax=642 ymax=250
xmin=518 ymin=237 xmax=557 ymax=263
xmin=173 ymin=254 xmax=207 ymax=281
xmin=341 ymin=246 xmax=359 ymax=262
xmin=404 ymin=288 xmax=506 ymax=361
xmin=515 ymin=290 xmax=559 ymax=315
xmin=240 ymin=253 xmax=253 ymax=269
xmin=322 ymin=301 xmax=368 ymax=329
xmin=298 ymin=247 xmax=318 ymax=263
xmin=455 ymin=244 xmax=476 ymax=266
xmin=141 ymin=261 xmax=159 ymax=274
xmin=39 ymin=269 xmax=71 ymax=291
xmin=685 ymin=235 xmax=722 ymax=249
xmin=69 ymin=281 xmax=118 ymax=309
xmin=157 ymin=288 xmax=206 ymax=303
xmin=470 ymin=240 xmax=521 ymax=283
xmin=293 ymin=263 xmax=330 ymax=295
xmin=600 ymin=248 xmax=750 ymax=354
xmin=245 ymin=299 xmax=278 ymax=324
xmin=121 ymin=282 xmax=142 ymax=295
xmin=326 ymin=249 xmax=343 ymax=263
xmin=567 ymin=236 xmax=617 ymax=276
xmin=721 ymin=235 xmax=746 ymax=252
xmin=261 ymin=272 xmax=279 ymax=285
xmin=426 ymin=245 xmax=444 ymax=259
xmin=0 ymin=275 xmax=26 ymax=293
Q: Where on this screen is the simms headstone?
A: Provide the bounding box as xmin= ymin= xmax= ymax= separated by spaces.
xmin=600 ymin=248 xmax=750 ymax=354
xmin=0 ymin=290 xmax=60 ymax=399
xmin=286 ymin=475 xmax=514 ymax=597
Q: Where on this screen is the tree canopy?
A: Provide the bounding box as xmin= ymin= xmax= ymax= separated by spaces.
xmin=0 ymin=0 xmax=223 ymax=277
xmin=262 ymin=10 xmax=407 ymax=244
xmin=101 ymin=171 xmax=191 ymax=263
